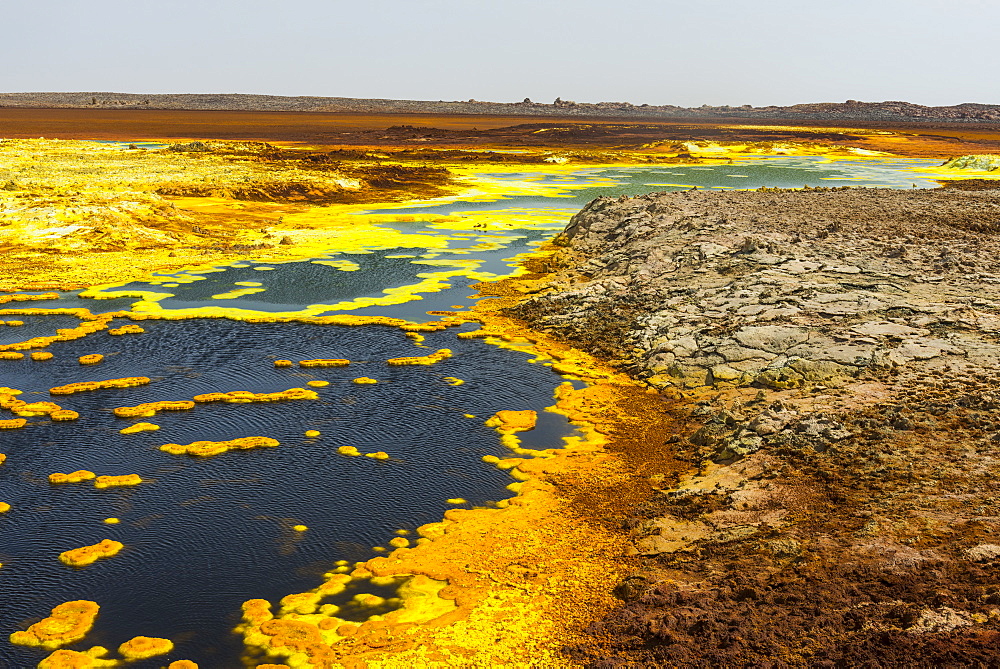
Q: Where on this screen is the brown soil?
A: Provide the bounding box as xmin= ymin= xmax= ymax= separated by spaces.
xmin=568 ymin=376 xmax=1000 ymax=668
xmin=4 ymin=108 xmax=1000 ymax=158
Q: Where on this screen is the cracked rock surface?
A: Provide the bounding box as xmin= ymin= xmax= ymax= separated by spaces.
xmin=511 ymin=187 xmax=1000 ymax=391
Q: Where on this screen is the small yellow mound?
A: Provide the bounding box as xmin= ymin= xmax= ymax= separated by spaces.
xmin=0 ymin=453 xmax=5 ymax=465
xmin=50 ymin=377 xmax=149 ymax=395
xmin=299 ymin=358 xmax=350 ymax=367
xmin=108 ymin=324 xmax=144 ymax=335
xmin=192 ymin=387 xmax=318 ymax=403
xmin=352 ymin=377 xmax=378 ymax=384
xmin=11 ymin=400 xmax=63 ymax=416
xmin=103 ymin=518 xmax=120 ymax=524
xmin=31 ymin=351 xmax=54 ymax=361
xmin=0 ymin=292 xmax=60 ymax=304
xmin=168 ymin=661 xmax=199 ymax=669
xmin=94 ymin=474 xmax=142 ymax=489
xmin=388 ymin=537 xmax=410 ymax=548
xmin=49 ymin=470 xmax=97 ymax=484
xmin=387 ymin=348 xmax=453 ymax=366
xmin=457 ymin=329 xmax=504 ymax=339
xmin=160 ymin=436 xmax=279 ymax=457
xmin=113 ymin=400 xmax=194 ymax=418
xmin=337 ymin=445 xmax=361 ymax=456
xmin=38 ymin=646 xmax=117 ymax=669
xmin=51 ymin=410 xmax=80 ymax=421
xmin=118 ymin=635 xmax=173 ymax=659
xmin=273 ymin=359 xmax=293 ymax=368
xmin=364 ymin=451 xmax=390 ymax=460
xmin=9 ymin=600 xmax=100 ymax=649
xmin=485 ymin=409 xmax=538 ymax=433
xmin=352 ymin=593 xmax=386 ymax=607
xmin=0 ymin=351 xmax=24 ymax=360
xmin=78 ymin=354 xmax=103 ymax=365
xmin=0 ymin=418 xmax=27 ymax=429
xmin=304 ymin=430 xmax=321 ymax=438
xmin=292 ymin=524 xmax=308 ymax=532
xmin=119 ymin=422 xmax=160 ymax=434
xmin=59 ymin=539 xmax=124 ymax=567
xmin=0 ymin=502 xmax=10 ymax=513
xmin=443 ymin=376 xmax=465 ymax=386
xmin=306 ymin=380 xmax=329 ymax=387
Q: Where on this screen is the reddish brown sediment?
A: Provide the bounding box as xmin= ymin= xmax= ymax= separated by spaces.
xmin=3 ymin=107 xmax=1000 ymax=157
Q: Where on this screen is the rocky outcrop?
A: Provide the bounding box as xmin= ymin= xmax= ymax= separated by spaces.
xmin=532 ymin=186 xmax=1000 ymax=666
xmin=512 ymin=187 xmax=1000 ymax=392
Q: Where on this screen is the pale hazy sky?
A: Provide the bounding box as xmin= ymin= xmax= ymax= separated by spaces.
xmin=4 ymin=0 xmax=997 ymax=107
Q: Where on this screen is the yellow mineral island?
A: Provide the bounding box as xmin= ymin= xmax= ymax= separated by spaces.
xmin=50 ymin=377 xmax=150 ymax=395
xmin=108 ymin=325 xmax=144 ymax=335
xmin=78 ymin=354 xmax=104 ymax=365
xmin=118 ymin=635 xmax=174 ymax=659
xmin=93 ymin=474 xmax=143 ymax=489
xmin=485 ymin=409 xmax=538 ymax=433
xmin=387 ymin=348 xmax=453 ymax=366
xmin=192 ymin=388 xmax=318 ymax=403
xmin=38 ymin=647 xmax=118 ymax=669
xmin=298 ymin=359 xmax=350 ymax=367
xmin=49 ymin=470 xmax=97 ymax=484
xmin=9 ymin=600 xmax=101 ymax=649
xmin=160 ymin=436 xmax=280 ymax=456
xmin=119 ymin=422 xmax=160 ymax=434
xmin=113 ymin=400 xmax=195 ymax=417
xmin=59 ymin=540 xmax=125 ymax=567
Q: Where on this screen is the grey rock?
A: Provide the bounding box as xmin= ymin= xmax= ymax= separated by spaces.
xmin=733 ymin=326 xmax=809 ymax=353
xmin=965 ymin=543 xmax=1000 ymax=562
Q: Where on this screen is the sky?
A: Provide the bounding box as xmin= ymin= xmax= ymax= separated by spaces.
xmin=3 ymin=0 xmax=997 ymax=107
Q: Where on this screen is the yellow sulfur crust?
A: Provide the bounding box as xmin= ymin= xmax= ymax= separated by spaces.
xmin=9 ymin=600 xmax=101 ymax=649
xmin=59 ymin=540 xmax=124 ymax=567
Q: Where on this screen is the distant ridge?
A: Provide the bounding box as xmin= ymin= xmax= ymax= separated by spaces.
xmin=1 ymin=92 xmax=999 ymax=123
